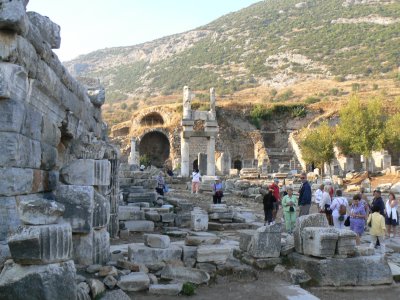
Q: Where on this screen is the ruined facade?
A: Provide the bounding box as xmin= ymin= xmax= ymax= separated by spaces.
xmin=0 ymin=2 xmax=118 ymax=298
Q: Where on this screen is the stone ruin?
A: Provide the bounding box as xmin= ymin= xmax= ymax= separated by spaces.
xmin=0 ymin=2 xmax=119 ymax=299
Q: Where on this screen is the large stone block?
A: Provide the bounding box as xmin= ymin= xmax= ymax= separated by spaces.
xmin=243 ymin=224 xmax=281 ymax=258
xmin=302 ymin=227 xmax=338 ymax=258
xmin=93 ymin=190 xmax=110 ymax=229
xmin=117 ymin=272 xmax=150 ymax=292
xmin=60 ymin=159 xmax=111 ymax=186
xmin=8 ymin=223 xmax=72 ymax=264
xmin=196 ymin=244 xmax=232 ymax=264
xmin=149 ymin=283 xmax=183 ymax=296
xmin=0 ymin=260 xmax=77 ymax=300
xmin=0 ymin=0 xmax=28 ymax=34
xmin=40 ymin=143 xmax=58 ymax=170
xmin=0 ymin=63 xmax=29 ymax=100
xmin=0 ymin=99 xmax=25 ymax=133
xmin=128 ymin=243 xmax=182 ymax=264
xmin=185 ymin=232 xmax=221 ymax=246
xmin=27 ymin=12 xmax=61 ymax=49
xmin=160 ymin=265 xmax=210 ymax=284
xmin=0 ymin=196 xmax=20 ymax=241
xmin=92 ymin=228 xmax=110 ymax=265
xmin=16 ymin=193 xmax=64 ymax=225
xmin=124 ymin=220 xmax=154 ymax=232
xmin=191 ymin=209 xmax=208 ymax=231
xmin=72 ymin=228 xmax=109 ymax=265
xmin=144 ymin=234 xmax=170 ymax=249
xmin=0 ymin=132 xmax=41 ymax=168
xmin=41 ymin=116 xmax=61 ymax=147
xmin=336 ymin=229 xmax=357 ymax=256
xmin=294 ymin=213 xmax=329 ymax=254
xmin=289 ymin=253 xmax=392 ymax=286
xmin=118 ymin=206 xmax=144 ymax=221
xmin=56 ymin=185 xmax=94 ymax=233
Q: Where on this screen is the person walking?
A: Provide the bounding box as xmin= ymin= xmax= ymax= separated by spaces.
xmin=330 ymin=190 xmax=348 ymax=229
xmin=281 ymin=187 xmax=297 ymax=234
xmin=368 ymin=205 xmax=386 ymax=252
xmin=263 ymin=187 xmax=277 ymax=225
xmin=270 ymin=178 xmax=280 ymax=222
xmin=350 ymin=194 xmax=367 ymax=245
xmin=319 ymin=185 xmax=333 ymax=225
xmin=155 ymin=171 xmax=165 ymax=196
xmin=298 ymin=172 xmax=312 ymax=216
xmin=385 ymin=192 xmax=398 ymax=239
xmin=314 ymin=184 xmax=324 ymax=210
xmin=212 ymin=177 xmax=224 ymax=204
xmin=191 ymin=169 xmax=201 ymax=194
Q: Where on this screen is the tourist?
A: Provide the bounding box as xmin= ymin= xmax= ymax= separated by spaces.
xmin=270 ymin=178 xmax=280 ymax=222
xmin=155 ymin=171 xmax=165 ymax=196
xmin=385 ymin=192 xmax=398 ymax=238
xmin=371 ymin=190 xmax=385 ymax=216
xmin=140 ymin=164 xmax=145 ymax=171
xmin=212 ymin=177 xmax=224 ymax=204
xmin=319 ymin=185 xmax=333 ymax=225
xmin=191 ymin=168 xmax=201 ymax=194
xmin=350 ymin=194 xmax=367 ymax=245
xmin=298 ymin=172 xmax=312 ymax=216
xmin=314 ymin=184 xmax=324 ymax=210
xmin=281 ymin=187 xmax=297 ymax=234
xmin=263 ymin=187 xmax=277 ymax=225
xmin=359 ymin=187 xmax=370 ymax=222
xmin=330 ymin=190 xmax=348 ymax=229
xmin=367 ymin=205 xmax=386 ymax=252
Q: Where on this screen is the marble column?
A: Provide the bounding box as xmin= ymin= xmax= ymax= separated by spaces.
xmin=181 ymin=134 xmax=190 ymax=177
xmin=207 ymin=136 xmax=216 ymax=176
xmin=128 ymin=137 xmax=138 ymax=165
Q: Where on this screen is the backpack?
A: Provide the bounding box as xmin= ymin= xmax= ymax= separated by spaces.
xmin=339 ymin=199 xmax=347 ymax=216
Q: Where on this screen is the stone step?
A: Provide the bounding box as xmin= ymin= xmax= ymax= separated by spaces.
xmin=124 ymin=220 xmax=154 ymax=232
xmin=128 ymin=244 xmax=182 ymax=264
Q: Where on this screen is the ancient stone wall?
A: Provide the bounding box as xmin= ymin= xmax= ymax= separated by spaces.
xmin=0 ymin=1 xmax=118 ymax=274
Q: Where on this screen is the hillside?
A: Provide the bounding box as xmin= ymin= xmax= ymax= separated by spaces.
xmin=66 ymin=0 xmax=400 ymax=102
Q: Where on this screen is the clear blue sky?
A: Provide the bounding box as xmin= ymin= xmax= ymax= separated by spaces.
xmin=27 ymin=0 xmax=260 ymax=61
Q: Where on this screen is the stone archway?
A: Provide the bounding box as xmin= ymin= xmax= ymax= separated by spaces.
xmin=138 ymin=131 xmax=170 ymax=168
xmin=233 ymin=159 xmax=242 ymax=171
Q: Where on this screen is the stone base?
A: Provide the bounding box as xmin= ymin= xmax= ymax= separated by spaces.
xmin=0 ymin=260 xmax=77 ymax=300
xmin=288 ymin=252 xmax=392 ymax=286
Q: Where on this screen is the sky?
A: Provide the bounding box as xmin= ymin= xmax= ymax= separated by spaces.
xmin=27 ymin=0 xmax=260 ymax=62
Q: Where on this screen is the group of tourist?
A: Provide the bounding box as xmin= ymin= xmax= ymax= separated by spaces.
xmin=191 ymin=169 xmax=224 ymax=204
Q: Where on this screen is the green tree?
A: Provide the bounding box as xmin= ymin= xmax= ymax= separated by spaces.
xmin=384 ymin=98 xmax=400 ymax=152
xmin=335 ymin=96 xmax=385 ymax=171
xmin=299 ymin=122 xmax=335 ymax=176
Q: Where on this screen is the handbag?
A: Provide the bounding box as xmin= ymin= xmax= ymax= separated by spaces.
xmin=289 ymin=206 xmax=295 ymax=212
xmin=344 ymin=216 xmax=350 ymax=227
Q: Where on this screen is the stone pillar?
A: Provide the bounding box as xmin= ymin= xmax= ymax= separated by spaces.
xmin=128 ymin=137 xmax=138 ymax=166
xmin=209 ymin=87 xmax=216 ymax=120
xmin=181 ymin=135 xmax=190 ymax=177
xmin=183 ymin=86 xmax=192 ymax=119
xmin=207 ymin=136 xmax=216 ymax=176
xmin=198 ymin=153 xmax=207 ymax=175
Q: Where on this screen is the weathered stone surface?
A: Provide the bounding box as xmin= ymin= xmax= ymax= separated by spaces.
xmin=209 ymin=212 xmax=234 ymax=220
xmin=0 ymin=0 xmax=28 ymax=34
xmin=117 ymin=259 xmax=140 ymax=271
xmin=160 ymin=212 xmax=175 ymax=223
xmin=27 ymin=12 xmax=61 ymax=49
xmin=336 ymin=229 xmax=357 ymax=256
xmin=180 ymin=245 xmax=197 ymax=268
xmin=77 ymin=282 xmax=91 ymax=300
xmin=191 ymin=209 xmax=208 ymax=231
xmin=101 ymin=289 xmax=131 ymax=300
xmin=0 ymin=167 xmax=33 ymax=196
xmin=124 ymin=220 xmax=154 ymax=232
xmin=16 ymin=194 xmax=64 ymax=225
xmin=103 ymin=275 xmax=118 ymax=289
xmin=0 ymin=196 xmax=20 ymax=241
xmin=128 ymin=243 xmax=182 ymax=264
xmin=285 ymin=269 xmax=312 ymax=285
xmin=196 ymin=244 xmax=232 ymax=264
xmin=241 ymin=224 xmax=281 ymax=258
xmin=72 ymin=228 xmax=109 ymax=265
xmin=8 ymin=223 xmax=72 ymax=265
xmin=117 ymin=272 xmax=150 ymax=292
xmin=0 ymin=243 xmax=10 ymax=268
xmin=0 ymin=132 xmax=41 ymax=168
xmin=93 ymin=190 xmax=110 ymax=229
xmin=92 ymin=228 xmax=110 ymax=264
xmin=289 ymin=252 xmax=392 ymax=286
xmin=56 ymin=185 xmax=94 ymax=233
xmin=60 ymin=159 xmax=111 ymax=186
xmin=294 ymin=213 xmax=329 ymax=254
xmin=118 ymin=206 xmax=143 ymax=221
xmin=86 ymin=264 xmax=102 ymax=274
xmin=0 ymin=260 xmax=77 ymax=300
xmin=160 ymin=265 xmax=210 ymax=284
xmin=149 ymin=283 xmax=183 ymax=296
xmin=144 ymin=234 xmax=171 ymax=249
xmin=87 ymin=279 xmax=105 ymax=299
xmin=196 ymin=262 xmax=217 ymax=274
xmin=98 ymin=266 xmax=118 ymax=277
xmin=0 ymin=99 xmax=25 ymax=133
xmin=302 ymin=227 xmax=338 ymax=258
xmin=185 ymin=233 xmax=221 ymax=246
xmin=145 ymin=211 xmax=160 ymax=222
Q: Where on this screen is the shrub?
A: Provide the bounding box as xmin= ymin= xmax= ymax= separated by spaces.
xmin=352 ymin=83 xmax=360 ymax=92
xmin=120 ymin=103 xmax=127 ymax=110
xmin=181 ymin=282 xmax=196 ymax=296
xmin=305 ymin=96 xmax=320 ymax=104
xmin=372 ymin=83 xmax=379 ymax=90
xmin=139 ymin=154 xmax=151 ymax=167
xmin=329 ymin=88 xmax=339 ymax=96
xmin=334 ymin=76 xmax=346 ymax=82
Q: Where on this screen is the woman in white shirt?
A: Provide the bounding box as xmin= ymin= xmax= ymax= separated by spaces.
xmin=191 ymin=169 xmax=201 ymax=194
xmin=319 ymin=185 xmax=333 ymax=225
xmin=330 ymin=189 xmax=349 ymax=229
xmin=385 ymin=192 xmax=398 ymax=238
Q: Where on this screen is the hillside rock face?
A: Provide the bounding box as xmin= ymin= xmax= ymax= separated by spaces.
xmin=65 ymin=0 xmax=400 ymax=99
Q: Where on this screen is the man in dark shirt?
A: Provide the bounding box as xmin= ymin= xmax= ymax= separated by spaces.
xmin=371 ymin=190 xmax=385 ymax=216
xmin=298 ymin=172 xmax=312 ymax=216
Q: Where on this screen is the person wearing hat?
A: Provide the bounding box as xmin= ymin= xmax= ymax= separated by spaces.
xmin=270 ymin=178 xmax=280 ymax=222
xmin=212 ymin=177 xmax=224 ymax=204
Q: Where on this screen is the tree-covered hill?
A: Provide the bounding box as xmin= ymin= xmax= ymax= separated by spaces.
xmin=65 ymin=0 xmax=400 ymax=102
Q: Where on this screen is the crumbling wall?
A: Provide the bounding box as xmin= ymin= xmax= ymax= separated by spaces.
xmin=0 ymin=0 xmax=118 ymax=275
